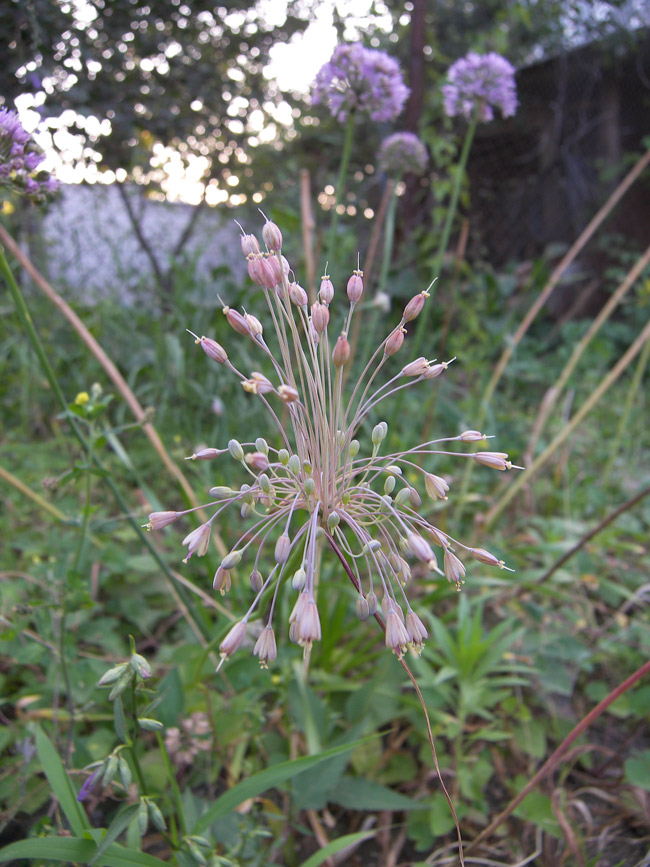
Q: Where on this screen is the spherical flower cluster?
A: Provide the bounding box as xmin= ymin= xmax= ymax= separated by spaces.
xmin=442 ymin=52 xmax=517 ymax=122
xmin=378 ymin=132 xmax=428 ymax=177
xmin=147 ymin=218 xmax=518 ymax=668
xmin=0 ymin=108 xmax=58 ymax=201
xmin=312 ymin=44 xmax=409 ymax=123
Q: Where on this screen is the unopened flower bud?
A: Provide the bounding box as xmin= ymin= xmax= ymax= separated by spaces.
xmin=471 ymin=547 xmax=505 ymax=568
xmin=402 ymin=290 xmax=429 ymax=322
xmin=246 ymin=451 xmax=270 ymax=472
xmin=262 ymin=219 xmax=282 ymax=251
xmin=292 ymin=567 xmax=306 ymax=590
xmin=402 ymin=357 xmax=429 ymax=377
xmin=146 ymin=511 xmax=178 ymax=530
xmin=275 ymin=533 xmax=291 ymax=564
xmin=185 ymin=448 xmax=224 ymax=461
xmin=249 ymin=569 xmax=264 ymax=592
xmin=327 ymin=512 xmax=340 ymax=531
xmin=223 ymin=305 xmax=251 ymax=337
xmin=288 ymin=454 xmax=301 ymax=474
xmin=384 ymin=326 xmax=406 ymax=357
xmin=278 ymin=449 xmax=290 ymax=465
xmin=384 ymin=475 xmax=396 ymax=495
xmin=304 ymin=477 xmax=315 ymax=495
xmin=245 ymin=313 xmax=263 ymax=338
xmin=225 ymin=440 xmax=243 ymax=463
xmin=332 ymin=334 xmax=350 ymax=368
xmin=346 ymin=270 xmax=364 ymax=304
xmin=98 ymin=662 xmax=129 ymax=686
xmin=407 ymin=532 xmax=435 ymax=564
xmin=221 ymin=550 xmax=242 ymax=570
xmin=394 ymin=487 xmax=411 ymax=506
xmin=209 ymin=485 xmax=234 ymax=499
xmin=288 ymin=282 xmax=308 ymax=308
xmin=460 ymin=429 xmax=486 ymax=443
xmin=356 ymin=596 xmax=370 ymax=621
xmin=219 ymin=620 xmax=247 ymax=662
xmin=366 ymin=591 xmax=378 ymax=615
xmin=130 ymin=653 xmax=152 ymax=679
xmin=311 ymin=301 xmax=329 ymax=333
xmin=265 ymin=254 xmax=283 ymax=287
xmin=197 ymin=336 xmax=228 ymax=364
xmin=372 ymin=422 xmax=388 ymax=445
xmin=349 ymin=439 xmax=360 ymax=456
xmin=473 ymin=451 xmax=511 ymax=470
xmin=255 ymin=437 xmax=269 ymax=454
xmin=317 ymin=277 xmax=333 ymax=308
xmin=240 ymin=233 xmax=260 ymax=256
xmin=423 ymin=361 xmax=448 ymax=380
xmin=278 ymin=384 xmax=299 ymax=403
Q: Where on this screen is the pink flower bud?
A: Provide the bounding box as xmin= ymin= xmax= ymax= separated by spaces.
xmin=245 ymin=451 xmax=270 ymax=472
xmin=384 ymin=327 xmax=405 ymax=357
xmin=262 ymin=219 xmax=282 ymax=251
xmin=258 ymin=256 xmax=278 ymax=289
xmin=278 ymin=384 xmax=299 ymax=403
xmin=401 ymin=356 xmax=429 ymax=377
xmin=245 ymin=313 xmax=263 ymax=337
xmin=402 ymin=290 xmax=428 ymax=322
xmin=460 ymin=429 xmax=485 ymax=443
xmin=407 ymin=532 xmax=435 ymax=565
xmin=346 ymin=270 xmax=364 ymax=304
xmin=266 ymin=254 xmax=284 ymax=287
xmin=247 ymin=255 xmax=266 ymax=286
xmin=197 ymin=336 xmax=228 ymax=364
xmin=223 ymin=306 xmax=251 ymax=337
xmin=275 ymin=533 xmax=291 ymax=564
xmin=311 ymin=301 xmax=329 ymax=333
xmin=219 ymin=620 xmax=247 ymax=660
xmin=332 ymin=334 xmax=350 ymax=368
xmin=319 ymin=275 xmax=334 ymax=304
xmin=473 ymin=451 xmax=511 ymax=471
xmin=288 ymin=281 xmax=308 ymax=308
xmin=186 ymin=448 xmax=224 ymax=461
xmin=146 ymin=511 xmax=178 ymax=530
xmin=470 ymin=547 xmax=504 ymax=568
xmin=423 ymin=362 xmax=447 ymax=380
xmin=240 ymin=233 xmax=260 ymax=256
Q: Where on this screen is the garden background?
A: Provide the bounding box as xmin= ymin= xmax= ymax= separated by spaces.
xmin=1 ymin=2 xmax=650 ymax=865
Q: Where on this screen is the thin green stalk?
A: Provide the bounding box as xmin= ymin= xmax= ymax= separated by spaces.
xmin=413 ymin=110 xmax=479 ymax=357
xmin=483 ymin=314 xmax=650 ymax=529
xmin=157 ymin=733 xmax=187 ymax=840
xmin=1 ymin=244 xmax=212 ymax=644
xmin=327 ymin=113 xmax=356 ymax=263
xmin=603 ymin=329 xmax=650 ymax=485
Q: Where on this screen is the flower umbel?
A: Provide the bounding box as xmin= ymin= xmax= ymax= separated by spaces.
xmin=378 ymin=132 xmax=428 ymax=177
xmin=0 ymin=108 xmax=58 ymax=201
xmin=312 ymin=44 xmax=409 ymax=123
xmin=150 ymin=218 xmax=518 ymax=666
xmin=442 ymin=52 xmax=518 ymax=122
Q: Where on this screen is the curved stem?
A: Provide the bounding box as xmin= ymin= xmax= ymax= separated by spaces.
xmin=466 ymin=655 xmax=650 ymax=853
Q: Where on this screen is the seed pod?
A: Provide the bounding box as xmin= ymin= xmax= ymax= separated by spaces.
xmin=423 ymin=361 xmax=447 ymax=380
xmin=319 ymin=275 xmax=334 ymax=304
xmin=332 ymin=334 xmax=350 ymax=368
xmin=402 ymin=356 xmax=429 ymax=377
xmin=197 ymin=336 xmax=228 ymax=364
xmin=262 ymin=219 xmax=282 ymax=251
xmin=402 ymin=290 xmax=428 ymax=322
xmin=474 ymin=451 xmax=511 ymax=470
xmin=346 ymin=270 xmax=364 ymax=304
xmin=223 ymin=306 xmax=251 ymax=337
xmin=311 ymin=301 xmax=329 ymax=333
xmin=288 ymin=282 xmax=308 ymax=308
xmin=384 ymin=326 xmax=406 ymax=357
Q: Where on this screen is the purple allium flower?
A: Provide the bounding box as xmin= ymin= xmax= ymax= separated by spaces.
xmin=0 ymin=107 xmax=57 ymax=202
xmin=378 ymin=132 xmax=428 ymax=176
xmin=312 ymin=44 xmax=409 ymax=123
xmin=442 ymin=52 xmax=517 ymax=122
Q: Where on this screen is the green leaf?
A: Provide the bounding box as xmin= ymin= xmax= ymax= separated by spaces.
xmin=298 ymin=831 xmax=375 ymax=867
xmin=89 ymin=804 xmax=142 ymax=865
xmin=193 ymin=737 xmax=375 ymax=834
xmin=35 ymin=726 xmax=90 ymax=837
xmin=0 ymin=837 xmax=168 ymax=866
xmin=329 ymin=776 xmax=422 ymax=811
xmin=624 ymin=750 xmax=650 ymax=791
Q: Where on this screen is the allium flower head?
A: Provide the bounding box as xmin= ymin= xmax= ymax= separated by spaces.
xmin=0 ymin=107 xmax=58 ymax=201
xmin=378 ymin=132 xmax=428 ymax=177
xmin=312 ymin=44 xmax=409 ymax=123
xmin=149 ymin=218 xmax=518 ymax=667
xmin=442 ymin=52 xmax=517 ymax=122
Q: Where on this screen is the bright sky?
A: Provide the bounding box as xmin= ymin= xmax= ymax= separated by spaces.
xmin=13 ymin=0 xmax=393 ymax=202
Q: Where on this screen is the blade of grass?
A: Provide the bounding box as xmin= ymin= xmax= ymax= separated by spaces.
xmin=0 ymin=837 xmax=168 ymax=867
xmin=35 ymin=726 xmax=90 ymax=837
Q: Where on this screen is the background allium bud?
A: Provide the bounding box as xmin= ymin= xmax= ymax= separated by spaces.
xmin=333 ymin=334 xmax=350 ymax=368
xmin=378 ymin=132 xmax=428 ymax=176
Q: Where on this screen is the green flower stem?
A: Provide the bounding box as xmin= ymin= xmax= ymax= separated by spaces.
xmin=413 ymin=110 xmax=479 ymax=358
xmin=157 ymin=733 xmax=187 ymax=841
xmin=128 ymin=682 xmax=149 ymax=796
xmin=603 ymin=332 xmax=650 ymax=485
xmin=0 ymin=244 xmax=211 ymax=644
xmin=327 ymin=112 xmax=356 ymax=263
